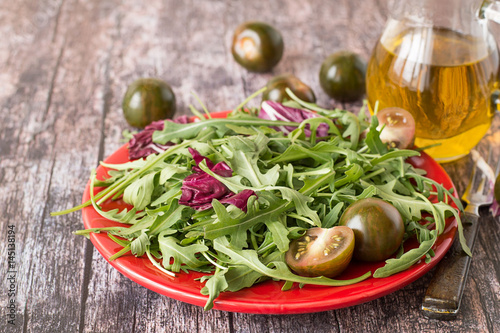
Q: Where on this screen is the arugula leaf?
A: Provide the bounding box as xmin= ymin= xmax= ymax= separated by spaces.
xmin=130 ymin=230 xmax=151 ymax=256
xmin=200 ymin=269 xmax=228 ymax=310
xmin=370 ymin=149 xmax=420 ymax=166
xmin=87 ymin=170 xmax=144 ymax=224
xmin=222 ymin=135 xmax=280 ymax=187
xmin=269 ymin=140 xmax=345 ymax=165
xmin=274 ymin=186 xmax=321 ymax=227
xmin=200 ymin=250 xmax=284 ymax=310
xmin=219 ymin=264 xmax=265 ymax=291
xmin=338 ymin=111 xmax=361 ymax=149
xmin=150 ymin=183 xmax=182 ymax=206
xmin=123 ymin=172 xmax=157 ymax=210
xmin=299 ymin=171 xmax=337 ymax=196
xmin=365 ymin=115 xmax=388 ymax=154
xmin=334 ymin=163 xmax=364 ymax=188
xmin=373 ymin=230 xmax=437 ymax=278
xmin=265 ymin=220 xmax=290 ymax=252
xmin=205 ymin=193 xmax=290 ymax=248
xmin=153 ymin=117 xmax=301 ymax=144
xmin=100 ymin=158 xmax=149 ymax=170
xmin=322 ymin=202 xmax=344 ymax=228
xmin=147 ymin=200 xmax=188 ymax=236
xmin=159 ymin=165 xmax=188 ymax=184
xmin=361 ymin=179 xmax=429 ymax=221
xmin=158 ymin=232 xmax=209 ymax=272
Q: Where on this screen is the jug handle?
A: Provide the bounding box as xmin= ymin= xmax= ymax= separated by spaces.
xmin=480 ymin=1 xmax=500 ymax=113
xmin=480 ymin=0 xmax=500 ymax=23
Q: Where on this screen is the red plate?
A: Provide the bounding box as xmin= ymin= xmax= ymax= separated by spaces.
xmin=82 ymin=111 xmax=459 ymax=314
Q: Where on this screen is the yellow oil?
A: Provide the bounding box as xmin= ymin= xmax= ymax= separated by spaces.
xmin=367 ymin=25 xmax=499 ymax=162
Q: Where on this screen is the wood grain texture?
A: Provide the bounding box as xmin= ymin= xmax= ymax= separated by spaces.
xmin=0 ymin=0 xmax=499 ymax=332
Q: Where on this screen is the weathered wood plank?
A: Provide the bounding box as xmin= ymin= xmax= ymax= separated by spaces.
xmin=81 ymin=1 xmax=236 ymax=332
xmin=0 ymin=0 xmax=105 ymax=332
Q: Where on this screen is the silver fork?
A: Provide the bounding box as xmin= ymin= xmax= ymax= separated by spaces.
xmin=421 ymin=149 xmax=499 ymax=319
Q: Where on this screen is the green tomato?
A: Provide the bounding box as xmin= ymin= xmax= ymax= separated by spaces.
xmin=262 ymin=74 xmax=316 ymax=103
xmin=319 ymin=51 xmax=367 ymax=102
xmin=122 ymin=78 xmax=176 ymax=128
xmin=338 ymin=198 xmax=405 ymax=262
xmin=285 ymin=226 xmax=355 ymax=278
xmin=231 ymin=21 xmax=284 ymax=72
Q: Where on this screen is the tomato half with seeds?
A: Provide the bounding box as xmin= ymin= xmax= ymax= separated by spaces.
xmin=285 ymin=226 xmax=355 ymax=278
xmin=376 ymin=107 xmax=416 ymax=149
xmin=339 ymin=198 xmax=405 ymax=262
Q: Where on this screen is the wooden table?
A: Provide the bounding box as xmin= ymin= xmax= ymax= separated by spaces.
xmin=1 ymin=1 xmax=499 ymax=332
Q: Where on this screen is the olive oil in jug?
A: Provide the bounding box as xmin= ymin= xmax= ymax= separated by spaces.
xmin=366 ymin=24 xmax=499 ymax=162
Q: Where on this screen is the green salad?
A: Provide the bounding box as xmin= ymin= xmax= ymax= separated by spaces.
xmin=53 ymin=90 xmax=469 ymax=310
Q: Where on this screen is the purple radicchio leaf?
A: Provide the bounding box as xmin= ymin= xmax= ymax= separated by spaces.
xmin=218 ymin=189 xmax=256 ymax=212
xmin=259 ymin=101 xmax=329 ymax=137
xmin=128 ymin=115 xmax=190 ymax=160
xmin=179 ymin=148 xmax=256 ymax=211
xmin=490 ymin=200 xmax=500 ymax=217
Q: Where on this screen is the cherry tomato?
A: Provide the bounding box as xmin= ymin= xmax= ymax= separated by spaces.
xmin=319 ymin=51 xmax=366 ymax=102
xmin=338 ymin=198 xmax=404 ymax=262
xmin=285 ymin=226 xmax=355 ymax=278
xmin=262 ymin=74 xmax=316 ymax=103
xmin=231 ymin=21 xmax=284 ymax=72
xmin=122 ymin=78 xmax=176 ymax=128
xmin=376 ymin=107 xmax=416 ymax=149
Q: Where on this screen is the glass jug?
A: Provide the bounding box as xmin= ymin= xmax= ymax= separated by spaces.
xmin=366 ymin=0 xmax=500 ymax=162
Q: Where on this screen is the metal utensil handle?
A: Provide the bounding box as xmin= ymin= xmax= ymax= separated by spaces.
xmin=421 ymin=212 xmax=479 ymax=319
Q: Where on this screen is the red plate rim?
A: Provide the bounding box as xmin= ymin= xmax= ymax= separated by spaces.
xmin=81 ymin=111 xmax=459 ymax=314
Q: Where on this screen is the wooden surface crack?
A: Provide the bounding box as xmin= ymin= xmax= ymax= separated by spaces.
xmin=470 ymin=275 xmax=494 ymax=333
xmin=51 ymin=0 xmax=66 ymax=43
xmin=42 ymin=40 xmax=66 ymax=123
xmin=22 ymin=301 xmax=29 ymax=333
xmin=78 ymin=24 xmax=116 ymax=332
xmin=228 ymin=312 xmax=235 ymax=333
xmin=77 ymin=240 xmax=94 ymax=333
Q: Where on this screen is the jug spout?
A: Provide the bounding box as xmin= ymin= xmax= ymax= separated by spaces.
xmin=387 ymin=0 xmax=492 ymax=38
xmin=368 ymin=0 xmax=500 ymax=162
xmin=481 ymin=0 xmax=500 ymax=24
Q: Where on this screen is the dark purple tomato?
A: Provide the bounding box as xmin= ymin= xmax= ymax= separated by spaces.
xmin=338 ymin=198 xmax=404 ymax=262
xmin=376 ymin=107 xmax=416 ymax=149
xmin=122 ymin=78 xmax=176 ymax=128
xmin=319 ymin=51 xmax=366 ymax=102
xmin=231 ymin=21 xmax=284 ymax=72
xmin=285 ymin=226 xmax=355 ymax=278
xmin=262 ymin=74 xmax=316 ymax=103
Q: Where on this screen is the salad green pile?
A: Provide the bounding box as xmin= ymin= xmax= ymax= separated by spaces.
xmin=53 ymin=91 xmax=469 ymax=310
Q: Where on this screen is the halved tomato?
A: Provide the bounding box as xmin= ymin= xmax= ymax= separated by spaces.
xmin=285 ymin=226 xmax=355 ymax=278
xmin=376 ymin=107 xmax=416 ymax=149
